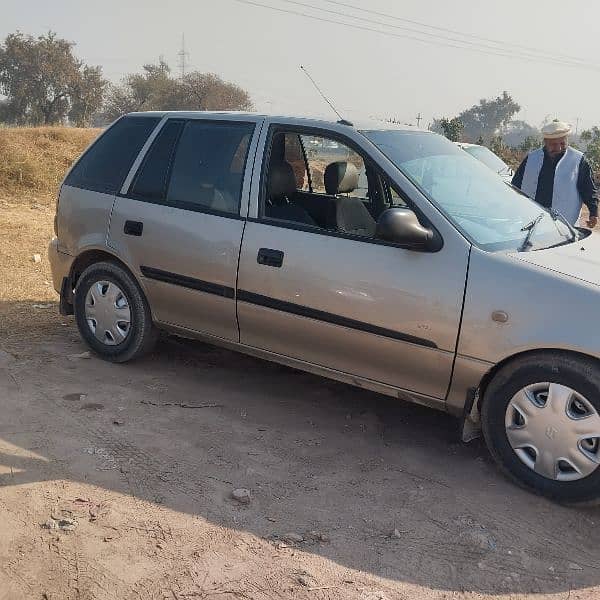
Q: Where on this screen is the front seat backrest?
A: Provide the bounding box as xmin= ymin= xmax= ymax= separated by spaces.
xmin=325 ymin=161 xmax=376 ymax=237
xmin=324 ymin=161 xmax=359 ymax=195
xmin=267 ymin=161 xmax=316 ymax=226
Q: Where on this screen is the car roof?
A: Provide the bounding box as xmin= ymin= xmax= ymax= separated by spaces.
xmin=126 ymin=110 xmax=429 ymax=134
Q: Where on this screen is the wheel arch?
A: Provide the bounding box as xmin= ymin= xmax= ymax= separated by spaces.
xmin=63 ymin=249 xmax=149 ymax=314
xmin=71 ymin=249 xmax=137 ymax=285
xmin=477 ymin=348 xmax=600 ymax=410
xmin=459 ymin=348 xmax=600 ymax=443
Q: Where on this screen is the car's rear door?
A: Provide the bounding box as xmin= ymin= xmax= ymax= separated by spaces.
xmin=108 ymin=114 xmax=263 ymax=341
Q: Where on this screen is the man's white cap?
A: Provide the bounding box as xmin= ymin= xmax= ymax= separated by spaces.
xmin=542 ymin=120 xmax=571 ymax=139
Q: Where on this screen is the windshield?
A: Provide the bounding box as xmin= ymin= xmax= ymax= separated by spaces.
xmin=462 ymin=145 xmax=510 ymax=174
xmin=362 ymin=130 xmax=573 ymax=252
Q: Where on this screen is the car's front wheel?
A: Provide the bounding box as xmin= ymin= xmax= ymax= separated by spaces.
xmin=74 ymin=261 xmax=157 ymax=363
xmin=482 ymin=352 xmax=600 ymax=505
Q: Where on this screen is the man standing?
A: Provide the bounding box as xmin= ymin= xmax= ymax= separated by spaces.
xmin=512 ymin=120 xmax=598 ymax=228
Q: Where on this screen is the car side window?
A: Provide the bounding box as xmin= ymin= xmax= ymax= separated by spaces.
xmin=166 ymin=120 xmax=255 ymax=215
xmin=130 ymin=120 xmax=184 ymax=202
xmin=263 ymin=129 xmax=396 ymax=239
xmin=65 ymin=116 xmax=161 ymax=194
xmin=230 ymin=133 xmax=252 ymax=174
xmin=302 ymin=135 xmax=369 ymax=201
xmin=384 ymin=180 xmax=408 ymax=209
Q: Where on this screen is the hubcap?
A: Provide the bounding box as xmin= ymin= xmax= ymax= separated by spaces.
xmin=505 ymin=383 xmax=600 ymax=481
xmin=84 ymin=281 xmax=131 ymax=346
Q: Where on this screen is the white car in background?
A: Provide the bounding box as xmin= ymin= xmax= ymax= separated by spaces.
xmin=456 ymin=142 xmax=514 ymax=183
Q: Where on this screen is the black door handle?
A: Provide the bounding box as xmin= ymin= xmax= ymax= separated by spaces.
xmin=124 ymin=220 xmax=143 ymax=236
xmin=257 ymin=248 xmax=284 ymax=268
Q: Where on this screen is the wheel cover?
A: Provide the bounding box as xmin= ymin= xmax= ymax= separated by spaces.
xmin=84 ymin=281 xmax=131 ymax=346
xmin=505 ymin=382 xmax=600 ymax=481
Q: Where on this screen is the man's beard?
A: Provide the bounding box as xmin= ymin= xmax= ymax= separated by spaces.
xmin=548 ymin=149 xmax=565 ymax=159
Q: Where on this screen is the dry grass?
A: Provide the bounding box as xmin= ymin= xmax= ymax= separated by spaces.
xmin=0 ymin=205 xmax=59 ymax=343
xmin=0 ymin=126 xmax=100 ymax=205
xmin=0 ymin=126 xmax=100 ymax=304
xmin=0 ymin=205 xmax=56 ymax=303
xmin=0 ymin=127 xmax=99 ymax=343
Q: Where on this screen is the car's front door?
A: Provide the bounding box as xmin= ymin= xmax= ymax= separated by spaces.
xmin=236 ymin=123 xmax=470 ymax=403
xmin=108 ymin=115 xmax=263 ymax=341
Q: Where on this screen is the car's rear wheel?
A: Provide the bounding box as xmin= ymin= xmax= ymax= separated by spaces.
xmin=74 ymin=261 xmax=157 ymax=363
xmin=482 ymin=352 xmax=600 ymax=505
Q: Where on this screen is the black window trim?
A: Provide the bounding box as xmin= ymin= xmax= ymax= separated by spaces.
xmin=118 ymin=117 xmax=257 ymax=221
xmin=257 ymin=123 xmax=443 ymax=252
xmin=64 ymin=114 xmax=162 ymax=195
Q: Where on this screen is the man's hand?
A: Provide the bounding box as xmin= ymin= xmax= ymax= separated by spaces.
xmin=587 ymin=215 xmax=598 ymax=228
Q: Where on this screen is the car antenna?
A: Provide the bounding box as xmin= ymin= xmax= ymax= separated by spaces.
xmin=300 ymin=65 xmax=353 ymax=126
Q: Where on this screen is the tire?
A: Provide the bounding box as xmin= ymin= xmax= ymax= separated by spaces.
xmin=482 ymin=352 xmax=600 ymax=505
xmin=74 ymin=261 xmax=157 ymax=363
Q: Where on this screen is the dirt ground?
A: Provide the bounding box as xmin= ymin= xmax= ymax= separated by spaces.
xmin=1 ymin=204 xmax=600 ymax=600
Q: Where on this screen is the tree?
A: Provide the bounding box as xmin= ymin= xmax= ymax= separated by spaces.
xmin=519 ymin=135 xmax=541 ymax=153
xmin=490 ymin=135 xmax=506 ymax=155
xmin=180 ymin=72 xmax=252 ymax=112
xmin=69 ymin=65 xmax=107 ymax=127
xmin=503 ymin=120 xmax=541 ymax=149
xmin=458 ymin=91 xmax=520 ymax=142
xmin=431 ymin=92 xmax=522 ymax=144
xmin=581 ymin=127 xmax=600 ymax=173
xmin=437 ymin=117 xmax=464 ymax=142
xmin=0 ymin=98 xmax=17 ymax=123
xmin=102 ymin=60 xmax=179 ymax=122
xmin=0 ymin=32 xmax=106 ymax=126
xmin=102 ymin=61 xmax=253 ymax=122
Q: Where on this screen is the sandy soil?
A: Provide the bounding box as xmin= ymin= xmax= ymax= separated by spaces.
xmin=1 ymin=205 xmax=599 ymax=600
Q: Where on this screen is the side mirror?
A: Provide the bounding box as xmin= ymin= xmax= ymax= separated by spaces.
xmin=376 ymin=208 xmax=440 ymax=251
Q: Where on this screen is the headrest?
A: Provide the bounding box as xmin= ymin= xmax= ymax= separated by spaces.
xmin=269 ymin=161 xmax=297 ymax=202
xmin=324 ymin=161 xmax=359 ymax=195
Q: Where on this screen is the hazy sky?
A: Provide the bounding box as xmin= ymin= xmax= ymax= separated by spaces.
xmin=3 ymin=0 xmax=600 ymax=130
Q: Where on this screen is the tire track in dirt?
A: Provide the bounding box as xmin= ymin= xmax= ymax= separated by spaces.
xmin=4 ymin=529 xmax=128 ymax=600
xmin=48 ymin=390 xmax=212 ymax=508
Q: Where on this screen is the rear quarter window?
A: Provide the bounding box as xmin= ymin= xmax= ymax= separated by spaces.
xmin=65 ymin=116 xmax=161 ymax=194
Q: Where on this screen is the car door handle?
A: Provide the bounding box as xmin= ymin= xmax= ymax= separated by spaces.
xmin=124 ymin=220 xmax=143 ymax=236
xmin=257 ymin=248 xmax=284 ymax=268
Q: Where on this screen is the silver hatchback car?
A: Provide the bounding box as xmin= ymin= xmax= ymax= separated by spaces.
xmin=49 ymin=112 xmax=600 ymax=504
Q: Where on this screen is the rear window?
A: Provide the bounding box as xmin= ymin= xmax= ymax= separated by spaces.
xmin=65 ymin=116 xmax=160 ymax=194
